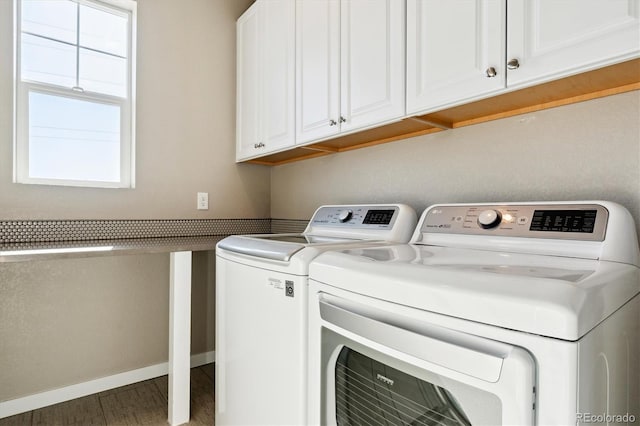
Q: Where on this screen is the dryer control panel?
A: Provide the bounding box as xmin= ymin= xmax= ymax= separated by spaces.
xmin=420 ymin=203 xmax=609 ymax=241
xmin=310 ymin=205 xmax=400 ymax=229
xmin=305 ymin=204 xmax=417 ymax=243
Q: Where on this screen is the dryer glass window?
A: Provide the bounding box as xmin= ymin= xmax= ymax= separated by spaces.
xmin=335 ymin=347 xmax=471 ymax=426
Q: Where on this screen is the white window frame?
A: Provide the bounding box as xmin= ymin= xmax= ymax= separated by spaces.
xmin=13 ymin=0 xmax=137 ymax=188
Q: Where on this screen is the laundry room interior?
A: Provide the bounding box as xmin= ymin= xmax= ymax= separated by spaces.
xmin=0 ymin=0 xmax=639 ymax=425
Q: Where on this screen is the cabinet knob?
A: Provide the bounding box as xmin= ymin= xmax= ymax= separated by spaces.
xmin=339 ymin=116 xmax=346 ymax=123
xmin=507 ymin=58 xmax=520 ymax=70
xmin=254 ymin=142 xmax=265 ymax=149
xmin=329 ymin=119 xmax=337 ymax=126
xmin=485 ymin=67 xmax=497 ymax=78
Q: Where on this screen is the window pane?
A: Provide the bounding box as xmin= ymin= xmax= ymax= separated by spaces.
xmin=21 ymin=33 xmax=76 ymax=87
xmin=80 ymin=4 xmax=128 ymax=57
xmin=79 ymin=48 xmax=127 ymax=97
xmin=28 ymin=91 xmax=121 ymax=183
xmin=21 ymin=0 xmax=77 ymax=44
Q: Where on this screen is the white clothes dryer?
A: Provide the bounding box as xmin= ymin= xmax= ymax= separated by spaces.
xmin=308 ymin=201 xmax=639 ymax=425
xmin=215 ymin=204 xmax=417 ymax=426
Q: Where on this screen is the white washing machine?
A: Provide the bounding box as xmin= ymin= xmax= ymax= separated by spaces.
xmin=308 ymin=201 xmax=640 ymax=425
xmin=215 ymin=204 xmax=417 ymax=426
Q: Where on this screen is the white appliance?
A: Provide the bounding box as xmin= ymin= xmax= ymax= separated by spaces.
xmin=215 ymin=204 xmax=417 ymax=426
xmin=308 ymin=201 xmax=640 ymax=425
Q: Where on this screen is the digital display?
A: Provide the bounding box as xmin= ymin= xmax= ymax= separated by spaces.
xmin=530 ymin=210 xmax=597 ymax=233
xmin=363 ymin=210 xmax=395 ymax=225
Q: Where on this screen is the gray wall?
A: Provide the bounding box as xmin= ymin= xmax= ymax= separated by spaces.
xmin=0 ymin=0 xmax=262 ymax=402
xmin=271 ymin=91 xmax=640 ymax=237
xmin=0 ymin=0 xmax=267 ymax=219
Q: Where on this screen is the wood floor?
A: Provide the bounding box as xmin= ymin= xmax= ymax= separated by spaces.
xmin=0 ymin=364 xmax=215 ymax=426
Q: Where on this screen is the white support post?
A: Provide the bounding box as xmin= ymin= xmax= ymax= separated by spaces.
xmin=169 ymin=251 xmax=192 ymax=426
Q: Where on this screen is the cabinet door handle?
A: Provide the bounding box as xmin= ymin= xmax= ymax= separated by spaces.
xmin=339 ymin=116 xmax=346 ymax=123
xmin=254 ymin=142 xmax=265 ymax=149
xmin=507 ymin=58 xmax=520 ymax=70
xmin=485 ymin=67 xmax=497 ymax=78
xmin=329 ymin=119 xmax=337 ymax=126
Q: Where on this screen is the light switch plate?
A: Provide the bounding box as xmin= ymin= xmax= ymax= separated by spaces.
xmin=197 ymin=192 xmax=209 ymax=210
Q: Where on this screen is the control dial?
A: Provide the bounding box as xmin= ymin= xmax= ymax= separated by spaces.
xmin=477 ymin=209 xmax=502 ymax=229
xmin=338 ymin=209 xmax=353 ymax=223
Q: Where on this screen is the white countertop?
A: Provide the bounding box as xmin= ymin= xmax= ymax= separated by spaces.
xmin=0 ymin=236 xmax=221 ymax=263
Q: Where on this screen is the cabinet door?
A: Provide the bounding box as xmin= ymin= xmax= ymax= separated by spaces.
xmin=236 ymin=2 xmax=261 ymax=160
xmin=406 ymin=0 xmax=506 ymax=115
xmin=261 ymin=0 xmax=296 ymax=153
xmin=237 ymin=1 xmax=295 ymax=161
xmin=296 ymin=0 xmax=341 ymax=144
xmin=340 ymin=0 xmax=406 ymax=132
xmin=507 ymin=0 xmax=640 ymax=88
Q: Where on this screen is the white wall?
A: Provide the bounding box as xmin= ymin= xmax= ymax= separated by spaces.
xmin=272 ymin=91 xmax=640 ymax=235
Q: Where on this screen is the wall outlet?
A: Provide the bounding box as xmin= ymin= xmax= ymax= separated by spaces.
xmin=197 ymin=192 xmax=209 ymax=210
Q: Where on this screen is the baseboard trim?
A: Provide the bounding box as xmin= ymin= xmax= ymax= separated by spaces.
xmin=0 ymin=350 xmax=215 ymax=419
xmin=189 ymin=350 xmax=216 ymax=366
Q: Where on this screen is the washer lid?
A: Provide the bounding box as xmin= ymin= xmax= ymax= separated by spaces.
xmin=217 ymin=234 xmax=361 ymax=261
xmin=309 ymin=244 xmax=640 ymax=341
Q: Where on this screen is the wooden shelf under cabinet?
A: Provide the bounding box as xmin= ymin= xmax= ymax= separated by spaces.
xmin=245 ymin=58 xmax=640 ymax=167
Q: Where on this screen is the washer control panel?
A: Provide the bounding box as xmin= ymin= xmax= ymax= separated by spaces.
xmin=421 ymin=204 xmax=609 ymax=241
xmin=310 ymin=205 xmax=399 ymax=229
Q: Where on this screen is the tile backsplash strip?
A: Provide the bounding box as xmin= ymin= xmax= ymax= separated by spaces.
xmin=0 ymin=219 xmax=272 ymax=244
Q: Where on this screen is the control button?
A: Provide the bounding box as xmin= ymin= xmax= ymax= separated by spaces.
xmin=477 ymin=209 xmax=502 ymax=229
xmin=502 ymin=213 xmax=514 ymax=223
xmin=517 ymin=216 xmax=529 ymax=225
xmin=338 ymin=209 xmax=353 ymax=222
xmin=454 ymin=216 xmax=463 ymax=222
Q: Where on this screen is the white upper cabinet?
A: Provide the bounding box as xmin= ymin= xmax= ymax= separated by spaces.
xmin=295 ymin=0 xmax=341 ymax=143
xmin=296 ymin=0 xmax=406 ymax=144
xmin=236 ymin=0 xmax=295 ymax=161
xmin=407 ymin=0 xmax=506 ymax=114
xmin=340 ymin=0 xmax=406 ymax=133
xmin=507 ymin=0 xmax=640 ymax=88
xmin=237 ymin=0 xmax=639 ymax=164
xmin=407 ymin=0 xmax=640 ymax=116
xmin=236 ymin=2 xmax=260 ymax=160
